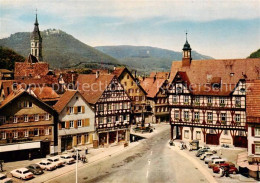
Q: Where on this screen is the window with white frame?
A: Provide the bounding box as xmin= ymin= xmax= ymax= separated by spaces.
xmin=13 ymin=116 xmax=17 ymax=123
xmin=235 ymin=114 xmax=241 ymax=124
xmin=123 ymin=115 xmax=127 ymax=121
xmin=207 ymin=97 xmax=213 ymax=104
xmin=235 ymin=97 xmax=241 ymax=106
xmin=123 ymin=103 xmax=128 ymax=109
xmin=69 ymin=107 xmax=74 ymax=114
xmin=184 ymin=130 xmax=189 ymax=139
xmin=196 ymin=131 xmax=201 ymax=140
xmin=224 ymin=130 xmax=228 ymax=135
xmin=28 ymin=101 xmax=33 ymax=108
xmin=107 ymin=117 xmax=112 ymax=123
xmin=1 ymin=132 xmax=6 ymax=139
xmin=24 ymin=130 xmax=29 ymax=137
xmin=77 ymin=120 xmax=82 ymax=127
xmin=99 ymin=117 xmax=104 ymax=124
xmin=221 ymin=113 xmax=226 ymax=122
xmin=24 ymin=115 xmax=28 ymax=122
xmin=184 ymin=96 xmax=189 ymax=104
xmin=255 ymin=144 xmax=260 ymax=154
xmin=45 ymin=128 xmax=49 ymax=135
xmin=108 ymin=103 xmax=112 ymax=110
xmin=70 ymin=121 xmax=74 ymax=128
xmin=184 ymin=111 xmax=189 ymax=120
xmin=194 ymin=112 xmax=200 ymax=121
xmin=175 ymin=110 xmax=179 ymax=119
xmin=13 ymin=131 xmax=18 ymax=138
xmin=207 ymin=112 xmax=213 ymax=122
xmin=195 ymin=96 xmax=200 ymax=103
xmin=220 ymin=97 xmax=225 ymax=105
xmin=115 ymin=115 xmax=119 ymax=122
xmin=34 ymin=128 xmax=39 ymax=136
xmin=45 ymin=113 xmax=49 ymax=120
xmin=34 ymin=114 xmax=39 ymax=121
xmin=77 ymin=106 xmax=82 ymax=113
xmin=173 ymin=95 xmax=177 ymax=103
xmin=255 ymin=128 xmax=260 ymax=136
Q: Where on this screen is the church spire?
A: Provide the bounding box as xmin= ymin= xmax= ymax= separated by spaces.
xmin=182 ymin=31 xmax=192 ymax=67
xmin=30 ymin=10 xmax=43 ymax=61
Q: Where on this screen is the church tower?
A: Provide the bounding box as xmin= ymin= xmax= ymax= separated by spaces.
xmin=182 ymin=32 xmax=192 ymax=67
xmin=30 ymin=12 xmax=42 ymax=61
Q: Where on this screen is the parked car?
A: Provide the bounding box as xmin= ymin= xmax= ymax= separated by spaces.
xmin=10 ymin=168 xmax=34 ymax=180
xmin=0 ymin=173 xmax=12 ymax=183
xmin=200 ymin=152 xmax=213 ymax=160
xmin=47 ymin=157 xmax=64 ymax=167
xmin=37 ymin=160 xmax=56 ymax=171
xmin=213 ymin=163 xmax=238 ymax=174
xmin=60 ymin=154 xmax=75 ymax=164
xmin=26 ymin=164 xmax=44 ymax=175
xmin=208 ymin=159 xmax=226 ymax=168
xmin=196 ymin=148 xmax=209 ymax=157
xmin=205 ymin=155 xmax=221 ymax=164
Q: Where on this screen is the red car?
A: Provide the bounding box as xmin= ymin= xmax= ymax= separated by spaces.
xmin=213 ymin=163 xmax=238 ymax=174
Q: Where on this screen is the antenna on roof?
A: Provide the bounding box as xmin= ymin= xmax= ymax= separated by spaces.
xmin=185 ymin=30 xmax=188 ymax=41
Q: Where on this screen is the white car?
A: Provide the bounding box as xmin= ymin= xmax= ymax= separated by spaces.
xmin=200 ymin=152 xmax=213 ymax=160
xmin=37 ymin=160 xmax=56 ymax=171
xmin=0 ymin=173 xmax=12 ymax=183
xmin=205 ymin=155 xmax=221 ymax=164
xmin=60 ymin=154 xmax=75 ymax=164
xmin=10 ymin=168 xmax=33 ymax=180
xmin=47 ymin=157 xmax=64 ymax=167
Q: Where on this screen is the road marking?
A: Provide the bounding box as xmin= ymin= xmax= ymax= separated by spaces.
xmin=146 ymin=170 xmax=149 ymax=178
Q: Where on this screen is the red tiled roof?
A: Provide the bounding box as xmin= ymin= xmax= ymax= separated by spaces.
xmin=53 ymin=90 xmax=77 ymax=113
xmin=170 ymin=58 xmax=260 ymax=95
xmin=0 ymin=89 xmax=25 ymax=109
xmin=76 ymin=74 xmax=115 ymax=104
xmin=113 ymin=67 xmax=125 ymax=78
xmin=31 ymin=86 xmax=60 ymax=101
xmin=170 ymin=58 xmax=260 ymax=85
xmin=140 ymin=77 xmax=166 ymax=98
xmin=246 ymin=80 xmax=260 ymax=123
xmin=150 ymin=72 xmax=170 ymax=79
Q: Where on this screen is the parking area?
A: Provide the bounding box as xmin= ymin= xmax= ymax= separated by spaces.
xmin=170 ymin=140 xmax=256 ymax=183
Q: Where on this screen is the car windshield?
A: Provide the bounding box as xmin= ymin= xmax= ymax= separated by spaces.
xmin=23 ymin=170 xmax=30 ymax=174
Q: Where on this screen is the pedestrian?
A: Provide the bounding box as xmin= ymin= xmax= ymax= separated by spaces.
xmin=0 ymin=160 xmax=3 ymax=172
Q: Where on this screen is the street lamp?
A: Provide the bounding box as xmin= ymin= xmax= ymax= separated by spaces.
xmin=75 ymin=148 xmax=79 ymax=183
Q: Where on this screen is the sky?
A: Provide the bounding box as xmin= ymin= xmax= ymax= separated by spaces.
xmin=0 ymin=0 xmax=260 ymax=59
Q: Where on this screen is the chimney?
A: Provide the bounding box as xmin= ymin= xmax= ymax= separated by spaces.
xmin=153 ymin=75 xmax=156 ymax=83
xmin=96 ymin=70 xmax=100 ymax=78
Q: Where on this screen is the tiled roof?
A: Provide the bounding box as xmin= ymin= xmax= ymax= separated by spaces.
xmin=246 ymin=80 xmax=260 ymax=123
xmin=0 ymin=89 xmax=25 ymax=109
xmin=1 ymin=80 xmax=16 ymax=97
xmin=53 ymin=90 xmax=77 ymax=113
xmin=170 ymin=58 xmax=260 ymax=95
xmin=76 ymin=74 xmax=115 ymax=104
xmin=140 ymin=77 xmax=166 ymax=98
xmin=170 ymin=58 xmax=260 ymax=85
xmin=150 ymin=72 xmax=170 ymax=79
xmin=30 ymin=86 xmax=60 ymax=101
xmin=113 ymin=67 xmax=125 ymax=78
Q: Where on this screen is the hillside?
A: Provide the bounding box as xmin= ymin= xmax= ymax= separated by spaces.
xmin=0 ymin=29 xmax=121 ymax=69
xmin=95 ymin=45 xmax=213 ymax=73
xmin=0 ymin=46 xmax=25 ymax=70
xmin=249 ymin=49 xmax=260 ymax=58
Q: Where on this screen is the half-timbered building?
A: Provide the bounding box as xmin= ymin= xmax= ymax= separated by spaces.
xmin=169 ymin=38 xmax=260 ymax=147
xmin=141 ymin=76 xmax=169 ymax=123
xmin=113 ymin=67 xmax=151 ymax=124
xmin=76 ymin=73 xmax=131 ymax=147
